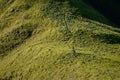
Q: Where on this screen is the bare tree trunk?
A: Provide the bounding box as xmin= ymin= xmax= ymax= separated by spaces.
xmin=72 ymin=46 xmax=77 ymax=57
xmin=63 ymin=14 xmax=77 ymax=57
xmin=64 ymin=14 xmax=69 ymax=31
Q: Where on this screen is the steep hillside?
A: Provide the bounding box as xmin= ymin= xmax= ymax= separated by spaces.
xmin=83 ymin=0 xmax=120 ymax=27
xmin=0 ymin=0 xmax=120 ymax=80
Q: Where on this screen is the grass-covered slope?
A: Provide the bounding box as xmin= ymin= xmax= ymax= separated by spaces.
xmin=0 ymin=0 xmax=120 ymax=80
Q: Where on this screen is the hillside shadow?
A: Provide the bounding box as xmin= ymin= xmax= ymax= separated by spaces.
xmin=83 ymin=0 xmax=120 ymax=28
xmin=93 ymin=34 xmax=120 ymax=44
xmin=54 ymin=0 xmax=120 ymax=28
xmin=0 ymin=23 xmax=38 ymax=57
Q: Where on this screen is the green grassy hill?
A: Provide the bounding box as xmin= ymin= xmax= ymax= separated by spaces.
xmin=0 ymin=0 xmax=120 ymax=80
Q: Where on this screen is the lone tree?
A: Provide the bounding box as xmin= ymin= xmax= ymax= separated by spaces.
xmin=59 ymin=2 xmax=77 ymax=57
xmin=44 ymin=1 xmax=78 ymax=57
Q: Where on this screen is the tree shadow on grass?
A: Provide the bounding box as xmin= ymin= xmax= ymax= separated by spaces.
xmin=58 ymin=52 xmax=120 ymax=67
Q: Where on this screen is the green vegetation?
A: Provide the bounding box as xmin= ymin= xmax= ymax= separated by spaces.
xmin=0 ymin=0 xmax=120 ymax=80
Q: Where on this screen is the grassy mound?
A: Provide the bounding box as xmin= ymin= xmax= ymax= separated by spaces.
xmin=0 ymin=0 xmax=120 ymax=80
